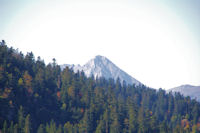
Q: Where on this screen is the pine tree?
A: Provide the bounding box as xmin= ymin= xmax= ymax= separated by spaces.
xmin=110 ymin=106 xmax=121 ymax=133
xmin=95 ymin=119 xmax=106 ymax=133
xmin=137 ymin=107 xmax=146 ymax=133
xmin=14 ymin=124 xmax=18 ymax=133
xmin=9 ymin=121 xmax=14 ymax=133
xmin=56 ymin=124 xmax=62 ymax=133
xmin=79 ymin=109 xmax=92 ymax=133
xmin=103 ymin=109 xmax=110 ymax=133
xmin=64 ymin=122 xmax=73 ymax=133
xmin=110 ymin=117 xmax=121 ymax=133
xmin=2 ymin=120 xmax=7 ymax=133
xmin=128 ymin=107 xmax=137 ymax=133
xmin=49 ymin=120 xmax=56 ymax=133
xmin=18 ymin=106 xmax=24 ymax=132
xmin=37 ymin=124 xmax=45 ymax=133
xmin=24 ymin=114 xmax=31 ymax=133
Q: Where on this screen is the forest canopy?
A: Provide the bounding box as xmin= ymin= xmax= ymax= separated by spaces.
xmin=0 ymin=40 xmax=200 ymax=133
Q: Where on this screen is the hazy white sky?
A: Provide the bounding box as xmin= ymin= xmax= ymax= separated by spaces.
xmin=0 ymin=0 xmax=200 ymax=89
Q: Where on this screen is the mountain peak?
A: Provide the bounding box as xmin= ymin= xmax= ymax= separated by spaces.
xmin=95 ymin=55 xmax=105 ymax=59
xmin=61 ymin=55 xmax=142 ymax=86
xmin=92 ymin=55 xmax=110 ymax=64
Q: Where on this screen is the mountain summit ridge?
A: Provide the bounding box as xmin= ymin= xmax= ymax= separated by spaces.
xmin=168 ymin=84 xmax=200 ymax=101
xmin=61 ymin=55 xmax=142 ymax=86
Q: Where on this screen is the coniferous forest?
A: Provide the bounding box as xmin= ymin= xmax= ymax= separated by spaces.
xmin=0 ymin=40 xmax=200 ymax=133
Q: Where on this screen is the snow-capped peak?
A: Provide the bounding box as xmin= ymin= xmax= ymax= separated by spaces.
xmin=61 ymin=55 xmax=142 ymax=86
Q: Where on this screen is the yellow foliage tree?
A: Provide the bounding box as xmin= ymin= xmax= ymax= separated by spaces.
xmin=67 ymin=86 xmax=75 ymax=98
xmin=23 ymin=71 xmax=33 ymax=94
xmin=18 ymin=78 xmax=23 ymax=86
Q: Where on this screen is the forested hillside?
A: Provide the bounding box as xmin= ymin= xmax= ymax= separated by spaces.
xmin=0 ymin=40 xmax=200 ymax=133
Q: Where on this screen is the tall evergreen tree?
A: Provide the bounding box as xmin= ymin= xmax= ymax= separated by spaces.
xmin=24 ymin=114 xmax=31 ymax=133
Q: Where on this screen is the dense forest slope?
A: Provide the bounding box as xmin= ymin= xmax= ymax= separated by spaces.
xmin=0 ymin=40 xmax=200 ymax=133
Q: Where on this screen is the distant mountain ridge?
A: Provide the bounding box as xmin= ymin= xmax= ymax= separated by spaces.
xmin=168 ymin=84 xmax=200 ymax=101
xmin=61 ymin=55 xmax=142 ymax=86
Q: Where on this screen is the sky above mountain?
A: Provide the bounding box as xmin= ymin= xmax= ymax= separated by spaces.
xmin=0 ymin=0 xmax=200 ymax=89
